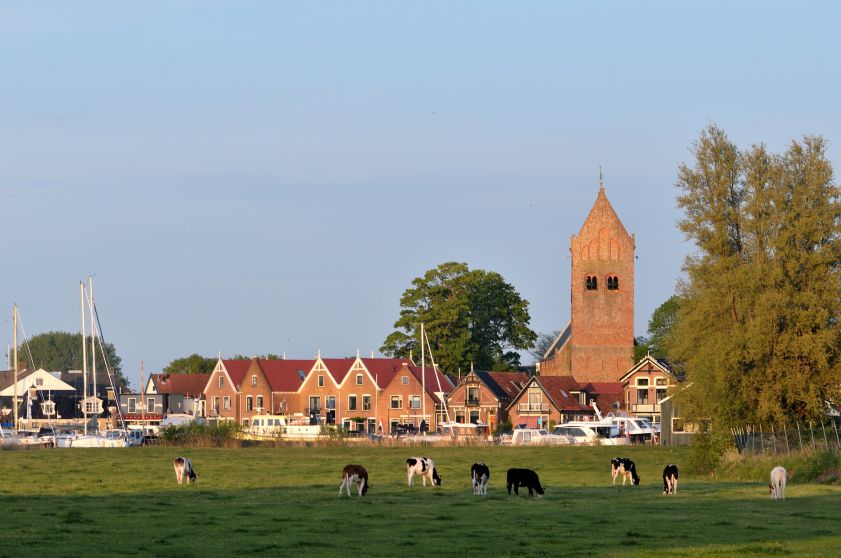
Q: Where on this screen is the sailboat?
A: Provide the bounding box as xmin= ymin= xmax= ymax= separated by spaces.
xmin=56 ymin=279 xmax=129 ymax=448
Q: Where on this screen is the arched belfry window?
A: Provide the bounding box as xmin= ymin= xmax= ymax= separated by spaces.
xmin=607 ymin=276 xmax=619 ymax=290
xmin=586 ymin=275 xmax=598 ymax=290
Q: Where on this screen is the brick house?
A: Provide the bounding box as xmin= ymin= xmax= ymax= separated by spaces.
xmin=203 ymin=359 xmax=251 ymax=422
xmin=618 ymin=354 xmax=678 ymax=426
xmin=378 ymin=362 xmax=454 ymax=434
xmin=506 ymin=375 xmax=591 ymax=429
xmin=258 ymin=358 xmax=314 ymax=415
xmin=447 ymin=371 xmax=530 ymax=430
xmin=540 ymin=180 xmax=636 ymax=382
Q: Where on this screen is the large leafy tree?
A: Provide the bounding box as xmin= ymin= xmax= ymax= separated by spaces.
xmin=163 ymin=354 xmax=217 ymax=375
xmin=381 ymin=262 xmax=537 ymax=372
xmin=15 ymin=331 xmax=125 ymax=385
xmin=671 ymin=125 xmax=841 ymax=430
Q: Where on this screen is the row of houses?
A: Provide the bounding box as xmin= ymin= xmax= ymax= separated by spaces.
xmin=2 ymin=353 xmax=682 ymax=437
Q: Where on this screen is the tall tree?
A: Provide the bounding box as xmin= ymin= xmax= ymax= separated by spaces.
xmin=647 ymin=295 xmax=680 ymax=361
xmin=15 ymin=331 xmax=125 ymax=385
xmin=163 ymin=354 xmax=217 ymax=375
xmin=671 ymin=125 xmax=841 ymax=430
xmin=529 ymin=330 xmax=561 ymax=364
xmin=381 ymin=262 xmax=537 ymax=372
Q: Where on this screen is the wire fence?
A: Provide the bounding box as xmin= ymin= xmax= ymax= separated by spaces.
xmin=732 ymin=421 xmax=841 ymax=455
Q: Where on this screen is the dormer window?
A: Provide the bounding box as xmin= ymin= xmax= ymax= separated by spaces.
xmin=607 ymin=276 xmax=619 ymax=290
xmin=586 ymin=276 xmax=598 ymax=290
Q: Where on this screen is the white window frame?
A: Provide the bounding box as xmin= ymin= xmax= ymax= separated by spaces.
xmin=391 ymin=396 xmax=402 ymax=409
xmin=410 ymin=395 xmax=421 ymax=409
xmin=223 ymin=396 xmax=231 ymax=410
xmin=128 ymin=398 xmax=137 ymax=413
xmin=218 ymin=375 xmax=224 ymax=389
xmin=362 ymin=394 xmax=371 ymax=411
xmin=252 ymin=375 xmax=257 ymax=387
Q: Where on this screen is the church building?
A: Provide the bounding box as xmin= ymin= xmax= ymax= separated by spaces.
xmin=540 ymin=177 xmax=635 ymax=383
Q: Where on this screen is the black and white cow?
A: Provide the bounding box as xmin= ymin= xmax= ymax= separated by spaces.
xmin=339 ymin=464 xmax=369 ymax=497
xmin=662 ymin=464 xmax=678 ymax=495
xmin=173 ymin=456 xmax=197 ymax=485
xmin=471 ymin=463 xmax=490 ymax=495
xmin=610 ymin=457 xmax=640 ymax=486
xmin=407 ymin=457 xmax=442 ymax=486
xmin=506 ymin=468 xmax=544 ymax=497
xmin=769 ymin=466 xmax=787 ymax=500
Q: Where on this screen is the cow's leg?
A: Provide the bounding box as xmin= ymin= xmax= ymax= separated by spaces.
xmin=357 ymin=479 xmax=365 ymax=497
xmin=528 ymin=485 xmax=534 ymax=497
xmin=407 ymin=470 xmax=413 ymax=487
xmin=507 ymin=482 xmax=512 ymax=495
xmin=514 ymin=484 xmax=519 ymax=495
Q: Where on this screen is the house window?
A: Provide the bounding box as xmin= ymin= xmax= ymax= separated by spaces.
xmin=410 ymin=396 xmax=421 ymax=409
xmin=256 ymin=396 xmax=264 ymax=410
xmin=128 ymin=398 xmax=136 ymax=413
xmin=252 ymin=375 xmax=257 ymax=387
xmin=41 ymin=400 xmax=55 ymax=416
xmin=356 ymin=374 xmax=363 ymax=385
xmin=656 ymin=389 xmax=668 ymax=403
xmin=470 ymin=410 xmax=480 ymax=424
xmin=318 ymin=375 xmax=324 ymax=387
xmin=467 ymin=386 xmax=479 ymax=403
xmin=218 ymin=375 xmax=224 ymax=389
xmin=637 ymin=389 xmax=649 ymax=405
xmin=401 ymin=376 xmax=409 ymax=385
xmin=362 ymin=395 xmax=371 ymax=411
xmin=348 ymin=395 xmax=357 ymax=411
xmin=636 ymin=378 xmax=649 ymax=387
xmin=147 ymin=398 xmax=155 ymax=412
xmin=655 ymin=377 xmax=668 ymax=386
xmin=326 ymin=396 xmax=336 ymax=410
xmin=36 ymin=377 xmax=44 ymax=386
xmin=455 ymin=411 xmax=465 ymax=423
xmin=607 ymin=275 xmax=619 ymax=290
xmin=586 ymin=275 xmax=598 ymax=290
xmin=213 ymin=397 xmax=220 ymax=412
xmin=246 ymin=396 xmax=253 ymax=411
xmin=390 ymin=396 xmax=402 ymax=409
xmin=309 ymin=396 xmax=321 ymax=414
xmin=223 ymin=396 xmax=231 ymax=410
xmin=86 ymin=399 xmax=100 ymax=414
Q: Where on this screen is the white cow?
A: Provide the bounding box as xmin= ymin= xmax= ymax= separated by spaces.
xmin=769 ymin=466 xmax=787 ymax=499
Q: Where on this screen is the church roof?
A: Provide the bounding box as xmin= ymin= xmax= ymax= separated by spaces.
xmin=575 ymin=182 xmax=632 ymax=241
xmin=543 ymin=323 xmax=571 ymax=360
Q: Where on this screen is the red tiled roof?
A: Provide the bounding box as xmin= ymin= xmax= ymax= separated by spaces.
xmin=536 ymin=376 xmax=588 ymax=412
xmin=258 ymin=359 xmax=316 ymax=392
xmin=222 ymin=359 xmax=251 ymax=387
xmin=408 ymin=364 xmax=454 ymax=399
xmin=152 ymin=373 xmax=211 ymax=397
xmin=483 ymin=371 xmax=531 ymax=399
xmin=320 ymin=358 xmax=355 ymax=384
xmin=361 ymin=358 xmax=410 ymax=389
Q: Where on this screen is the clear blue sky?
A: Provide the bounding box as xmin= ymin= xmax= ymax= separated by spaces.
xmin=2 ymin=2 xmax=840 ymax=388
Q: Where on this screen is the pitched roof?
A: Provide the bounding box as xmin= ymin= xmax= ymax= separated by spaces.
xmin=258 ymin=359 xmax=315 ymax=392
xmin=477 ymin=371 xmax=531 ymax=400
xmin=320 ymin=358 xmax=356 ymax=384
xmin=222 ymin=359 xmax=251 ymax=387
xmin=543 ymin=323 xmax=571 ymax=360
xmin=360 ymin=358 xmax=410 ymax=389
xmin=407 ymin=364 xmax=454 ymax=399
xmin=580 ymin=381 xmax=624 ymax=412
xmin=152 ymin=373 xmax=210 ymax=397
xmin=618 ymin=354 xmax=676 ymax=383
xmin=577 ymin=184 xmax=631 ymax=241
xmin=536 ymin=376 xmax=588 ymax=412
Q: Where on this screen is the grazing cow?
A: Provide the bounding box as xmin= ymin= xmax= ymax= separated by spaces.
xmin=610 ymin=457 xmax=640 ymax=486
xmin=339 ymin=464 xmax=369 ymax=497
xmin=173 ymin=457 xmax=197 ymax=485
xmin=662 ymin=464 xmax=679 ymax=495
xmin=506 ymin=468 xmax=544 ymax=497
xmin=471 ymin=463 xmax=490 ymax=495
xmin=407 ymin=457 xmax=442 ymax=486
xmin=769 ymin=466 xmax=787 ymax=499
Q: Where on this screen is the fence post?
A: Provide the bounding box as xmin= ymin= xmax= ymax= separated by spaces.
xmin=834 ymin=421 xmax=840 ymax=448
xmin=771 ymin=424 xmax=777 ymax=454
xmin=782 ymin=423 xmax=790 ymax=454
xmin=810 ymin=421 xmax=816 ymax=451
xmin=760 ymin=424 xmax=765 ymax=453
xmin=822 ymin=421 xmax=829 ymax=450
xmin=797 ymin=423 xmax=803 ymax=451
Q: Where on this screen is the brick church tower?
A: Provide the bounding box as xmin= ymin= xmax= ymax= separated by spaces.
xmin=540 ymin=177 xmax=635 ymax=382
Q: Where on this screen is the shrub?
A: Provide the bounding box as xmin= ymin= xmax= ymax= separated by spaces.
xmin=160 ymin=421 xmax=243 ymax=447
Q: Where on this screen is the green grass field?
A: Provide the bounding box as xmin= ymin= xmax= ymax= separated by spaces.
xmin=1 ymin=445 xmax=839 ymax=557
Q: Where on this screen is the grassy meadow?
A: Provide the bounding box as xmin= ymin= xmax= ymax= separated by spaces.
xmin=1 ymin=445 xmax=840 ymax=557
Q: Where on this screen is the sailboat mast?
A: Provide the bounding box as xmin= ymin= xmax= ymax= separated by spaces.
xmin=80 ymin=281 xmax=88 ymax=436
xmin=421 ymin=322 xmax=426 ymax=428
xmin=88 ymin=276 xmax=97 ymax=429
xmin=12 ymin=304 xmax=18 ymax=432
xmin=140 ymin=360 xmax=145 ymax=431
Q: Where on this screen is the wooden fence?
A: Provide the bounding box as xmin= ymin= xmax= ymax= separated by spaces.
xmin=732 ymin=421 xmax=841 ymax=454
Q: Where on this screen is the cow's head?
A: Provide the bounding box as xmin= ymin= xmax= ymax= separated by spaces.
xmin=432 ymin=468 xmax=442 ymax=486
xmin=189 ymin=471 xmax=198 ymax=483
xmin=361 ymin=482 xmax=370 ymax=496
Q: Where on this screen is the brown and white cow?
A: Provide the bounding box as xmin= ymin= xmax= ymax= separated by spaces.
xmin=339 ymin=464 xmax=369 ymax=497
xmin=407 ymin=457 xmax=441 ymax=486
xmin=173 ymin=457 xmax=197 ymax=485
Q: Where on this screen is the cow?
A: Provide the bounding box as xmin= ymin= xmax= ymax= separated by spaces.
xmin=610 ymin=457 xmax=640 ymax=486
xmin=769 ymin=466 xmax=787 ymax=500
xmin=471 ymin=463 xmax=490 ymax=495
xmin=662 ymin=464 xmax=679 ymax=495
xmin=339 ymin=464 xmax=369 ymax=497
xmin=506 ymin=468 xmax=544 ymax=497
xmin=173 ymin=457 xmax=197 ymax=485
xmin=406 ymin=457 xmax=442 ymax=486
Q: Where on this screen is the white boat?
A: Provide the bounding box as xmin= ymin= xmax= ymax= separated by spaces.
xmin=551 ymin=422 xmax=628 ymax=446
xmin=588 ymin=402 xmax=657 ymax=444
xmin=56 ymin=430 xmax=129 ymax=448
xmin=246 ymin=414 xmax=288 ymax=437
xmin=500 ymin=427 xmax=575 ymax=446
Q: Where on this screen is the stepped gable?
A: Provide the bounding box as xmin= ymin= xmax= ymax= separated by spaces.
xmin=258 ymin=359 xmax=316 ymax=392
xmin=222 ymin=359 xmax=251 ymax=387
xmin=152 ymin=373 xmax=210 ymax=397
